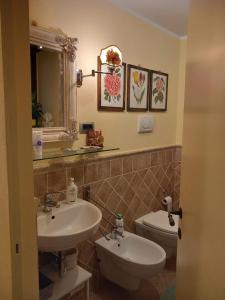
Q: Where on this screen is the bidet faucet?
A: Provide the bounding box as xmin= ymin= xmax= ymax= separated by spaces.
xmin=42 ymin=191 xmax=65 ymax=213
xmin=110 ymin=227 xmax=124 ymax=247
xmin=110 ymin=226 xmax=124 ymax=239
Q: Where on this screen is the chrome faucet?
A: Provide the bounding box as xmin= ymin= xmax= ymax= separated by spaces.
xmin=111 ymin=226 xmax=124 ymax=238
xmin=42 ymin=191 xmax=65 ymax=213
xmin=110 ymin=226 xmax=124 ymax=246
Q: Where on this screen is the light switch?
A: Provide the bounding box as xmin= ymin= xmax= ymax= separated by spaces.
xmin=137 ymin=115 xmax=154 ymax=133
xmin=79 ymin=122 xmax=95 ymax=133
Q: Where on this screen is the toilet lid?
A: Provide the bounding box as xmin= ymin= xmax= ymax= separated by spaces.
xmin=142 ymin=210 xmax=178 ymax=235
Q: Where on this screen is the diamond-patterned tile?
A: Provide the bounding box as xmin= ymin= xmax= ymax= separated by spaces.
xmin=117 ymin=200 xmax=129 ymax=215
xmin=34 ymin=146 xmax=181 ymax=280
xmin=143 ymin=168 xmax=154 ymax=186
xmin=143 ymin=190 xmax=155 ymax=207
xmin=149 ymin=177 xmax=160 ymax=196
xmin=123 ymin=186 xmax=135 ymax=205
xmin=107 ymin=176 xmax=121 ymax=188
xmin=97 ymin=181 xmax=113 ymax=203
xmin=114 ymin=176 xmax=129 ymax=197
xmin=153 ymin=166 xmax=165 ymax=183
xmin=130 ymin=172 xmax=142 ymax=190
xmin=138 ymin=168 xmax=148 ymax=178
xmin=137 ymin=181 xmax=149 ymax=200
xmin=105 ymin=190 xmax=121 ymax=213
xmin=123 ymin=172 xmax=135 ymax=183
xmin=129 ymin=195 xmax=141 ymax=212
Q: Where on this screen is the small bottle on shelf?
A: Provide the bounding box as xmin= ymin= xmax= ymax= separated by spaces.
xmin=66 ymin=178 xmax=78 ymax=203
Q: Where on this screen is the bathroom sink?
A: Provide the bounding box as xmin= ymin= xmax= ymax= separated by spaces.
xmin=37 ymin=199 xmax=102 ymax=252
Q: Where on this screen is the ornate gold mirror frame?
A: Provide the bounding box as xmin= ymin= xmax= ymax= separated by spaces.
xmin=30 ymin=25 xmax=78 ymax=142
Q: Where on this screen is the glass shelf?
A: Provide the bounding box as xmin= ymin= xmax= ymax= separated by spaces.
xmin=33 ymin=146 xmax=119 ymax=161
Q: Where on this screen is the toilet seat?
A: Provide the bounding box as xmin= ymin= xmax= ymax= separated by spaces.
xmin=142 ymin=210 xmax=178 ymax=235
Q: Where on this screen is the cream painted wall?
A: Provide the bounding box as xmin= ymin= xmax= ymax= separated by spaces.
xmin=29 ymin=0 xmax=185 ymax=151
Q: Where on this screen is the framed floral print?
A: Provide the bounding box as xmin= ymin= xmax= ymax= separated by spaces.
xmin=150 ymin=71 xmax=168 ymax=111
xmin=127 ymin=65 xmax=149 ymax=111
xmin=97 ymin=57 xmax=126 ymax=111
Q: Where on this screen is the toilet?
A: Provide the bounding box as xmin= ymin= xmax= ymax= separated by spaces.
xmin=135 ymin=210 xmax=178 ymax=258
xmin=95 ymin=231 xmax=166 ymax=291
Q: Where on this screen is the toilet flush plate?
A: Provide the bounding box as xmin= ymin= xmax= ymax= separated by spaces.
xmin=137 ymin=115 xmax=154 ymax=133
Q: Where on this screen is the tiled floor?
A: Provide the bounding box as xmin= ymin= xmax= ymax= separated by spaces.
xmin=73 ymin=258 xmax=176 ymax=300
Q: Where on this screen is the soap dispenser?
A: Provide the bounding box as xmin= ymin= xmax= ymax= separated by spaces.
xmin=66 ymin=178 xmax=78 ymax=203
xmin=116 ymin=213 xmax=124 ymax=235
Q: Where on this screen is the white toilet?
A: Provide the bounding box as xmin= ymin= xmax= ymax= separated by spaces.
xmin=95 ymin=231 xmax=166 ymax=291
xmin=135 ymin=210 xmax=178 ymax=258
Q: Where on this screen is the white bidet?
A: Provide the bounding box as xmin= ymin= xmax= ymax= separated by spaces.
xmin=95 ymin=231 xmax=166 ymax=291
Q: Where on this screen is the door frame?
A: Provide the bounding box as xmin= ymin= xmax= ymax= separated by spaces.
xmin=0 ymin=0 xmax=38 ymax=298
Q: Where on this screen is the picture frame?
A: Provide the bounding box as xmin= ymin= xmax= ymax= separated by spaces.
xmin=127 ymin=64 xmax=149 ymax=112
xmin=149 ymin=71 xmax=168 ymax=112
xmin=97 ymin=57 xmax=126 ymax=111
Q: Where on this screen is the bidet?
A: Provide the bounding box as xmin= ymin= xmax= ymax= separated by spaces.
xmin=95 ymin=231 xmax=166 ymax=290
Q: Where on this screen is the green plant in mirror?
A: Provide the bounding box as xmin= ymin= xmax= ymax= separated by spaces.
xmin=32 ymin=91 xmax=43 ymax=127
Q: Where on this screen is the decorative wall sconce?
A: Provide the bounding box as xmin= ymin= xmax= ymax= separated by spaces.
xmin=76 ymin=45 xmax=122 ymax=87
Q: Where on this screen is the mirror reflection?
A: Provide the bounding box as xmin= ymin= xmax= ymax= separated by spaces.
xmin=30 ymin=44 xmax=64 ymax=128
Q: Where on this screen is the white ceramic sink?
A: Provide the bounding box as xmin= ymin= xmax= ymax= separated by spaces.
xmin=37 ymin=199 xmax=102 ymax=252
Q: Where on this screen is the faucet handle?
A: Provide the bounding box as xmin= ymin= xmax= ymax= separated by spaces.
xmin=45 ymin=193 xmax=54 ymax=202
xmin=44 ymin=192 xmax=60 ymax=208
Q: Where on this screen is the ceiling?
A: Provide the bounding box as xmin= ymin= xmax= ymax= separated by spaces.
xmin=108 ymin=0 xmax=189 ymax=38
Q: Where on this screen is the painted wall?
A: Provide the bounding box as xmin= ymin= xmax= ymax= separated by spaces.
xmin=29 ymin=0 xmax=185 ymax=151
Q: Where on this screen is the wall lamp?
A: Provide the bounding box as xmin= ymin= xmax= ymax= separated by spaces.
xmin=76 ymin=45 xmax=122 ymax=87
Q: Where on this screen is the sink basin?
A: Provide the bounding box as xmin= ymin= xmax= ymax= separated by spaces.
xmin=37 ymin=199 xmax=102 ymax=252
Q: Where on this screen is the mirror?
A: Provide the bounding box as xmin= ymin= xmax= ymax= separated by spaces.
xmin=30 ymin=45 xmax=64 ymax=128
xmin=30 ymin=25 xmax=78 ymax=141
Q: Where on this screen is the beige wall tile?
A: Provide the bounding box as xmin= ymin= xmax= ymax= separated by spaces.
xmin=130 ymin=173 xmax=142 ymax=191
xmin=114 ymin=177 xmax=128 ymax=198
xmin=98 ymin=160 xmax=110 ymax=180
xmin=47 ymin=169 xmax=66 ymax=192
xmin=132 ymin=153 xmax=147 ymax=170
xmin=110 ymin=158 xmax=122 ymax=177
xmin=122 ymin=157 xmax=133 ymax=174
xmin=84 ymin=163 xmax=98 ymax=183
xmin=97 ymin=181 xmax=113 ymax=203
xmin=151 ymin=151 xmax=160 ymax=166
xmin=105 ymin=191 xmax=120 ymax=213
xmin=33 ymin=173 xmax=47 ymax=197
xmin=123 ymin=186 xmax=135 ymax=205
xmin=69 ymin=163 xmax=84 ymax=186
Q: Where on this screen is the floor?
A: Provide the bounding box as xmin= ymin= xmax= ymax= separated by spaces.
xmin=72 ymin=258 xmax=176 ymax=300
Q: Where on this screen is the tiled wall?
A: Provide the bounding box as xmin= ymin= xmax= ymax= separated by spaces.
xmin=34 ymin=146 xmax=181 ymax=274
